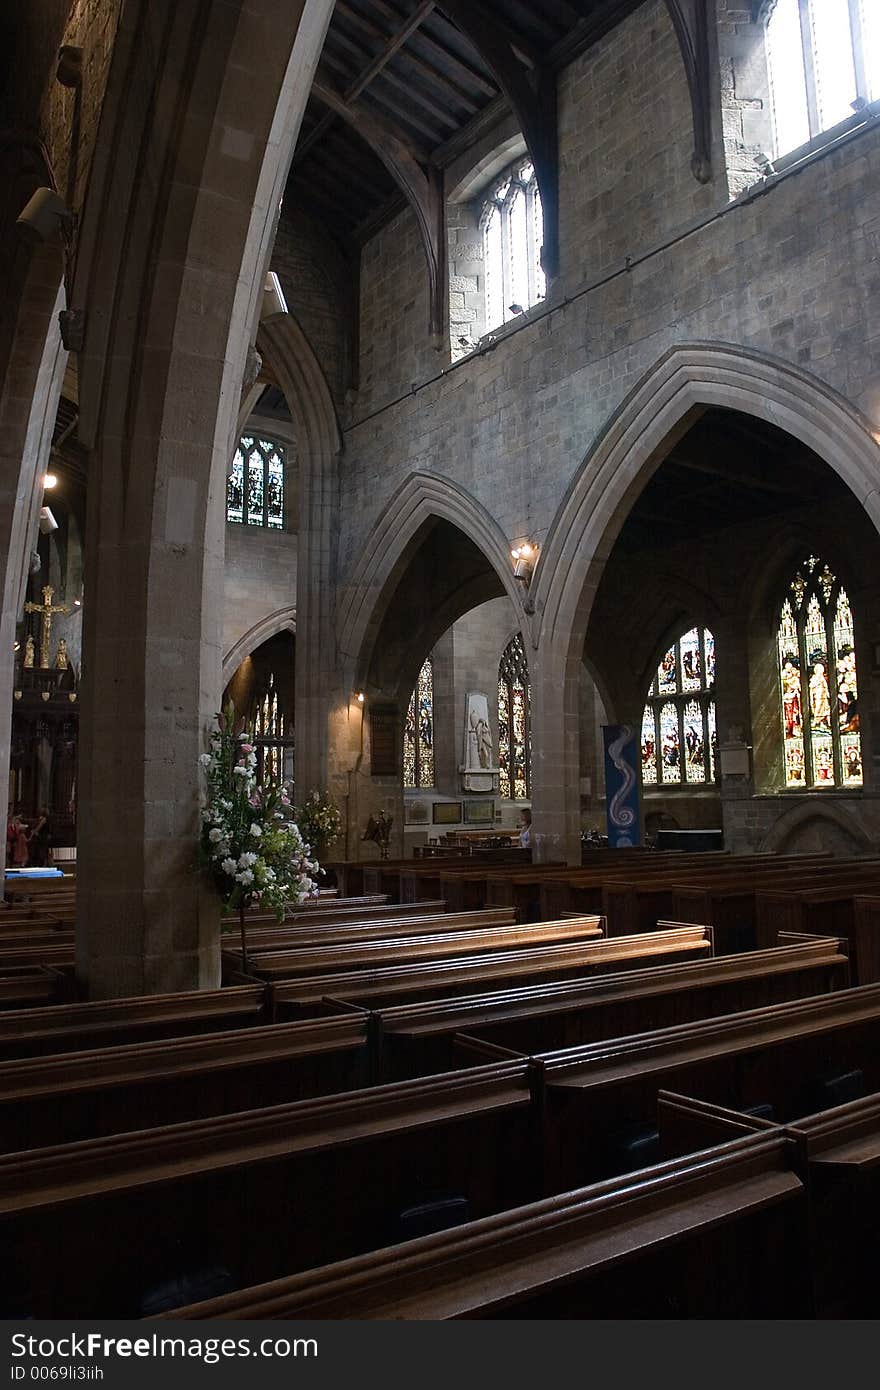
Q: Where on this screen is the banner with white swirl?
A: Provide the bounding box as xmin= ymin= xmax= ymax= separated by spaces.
xmin=602 ymin=723 xmax=642 ymax=848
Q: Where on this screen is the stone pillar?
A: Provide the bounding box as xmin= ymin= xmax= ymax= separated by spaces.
xmin=70 ymin=0 xmax=335 ymax=996
xmin=530 ymin=640 xmax=581 ymax=865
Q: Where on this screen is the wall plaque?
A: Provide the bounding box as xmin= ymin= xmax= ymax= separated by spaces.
xmin=370 ymin=702 xmax=398 ymax=777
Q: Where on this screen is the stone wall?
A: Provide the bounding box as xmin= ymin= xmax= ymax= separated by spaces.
xmin=223 ymin=523 xmax=297 ymax=670
xmin=319 ymin=0 xmax=880 ymax=859
xmin=341 ymin=3 xmax=880 ymax=582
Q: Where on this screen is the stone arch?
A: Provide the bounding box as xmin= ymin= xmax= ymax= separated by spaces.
xmin=536 ymin=342 xmax=880 ymax=666
xmin=528 ymin=343 xmax=880 ymax=865
xmin=759 ymin=799 xmax=874 ymax=855
xmin=338 ymin=471 xmax=528 ymax=686
xmin=222 ymin=606 xmax=296 ymax=685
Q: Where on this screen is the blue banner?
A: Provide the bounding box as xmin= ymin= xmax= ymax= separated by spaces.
xmin=602 ymin=723 xmax=642 ymax=848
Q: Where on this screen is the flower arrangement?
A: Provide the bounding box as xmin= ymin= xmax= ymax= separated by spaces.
xmin=199 ymin=704 xmax=317 ymax=967
xmin=293 ymin=789 xmax=342 ymax=866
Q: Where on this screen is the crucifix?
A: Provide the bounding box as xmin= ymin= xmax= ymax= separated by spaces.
xmin=24 ymin=585 xmax=71 ymax=669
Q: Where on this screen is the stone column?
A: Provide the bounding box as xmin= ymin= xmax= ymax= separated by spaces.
xmin=530 ymin=639 xmax=582 ymax=865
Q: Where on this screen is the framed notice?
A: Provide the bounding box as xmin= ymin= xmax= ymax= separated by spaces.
xmin=463 ymin=799 xmax=495 ymax=825
xmin=432 ymin=801 xmax=462 ymax=825
xmin=370 ymin=703 xmax=398 ymax=777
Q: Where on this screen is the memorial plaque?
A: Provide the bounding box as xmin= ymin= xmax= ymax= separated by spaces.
xmin=370 ymin=702 xmax=398 ymax=777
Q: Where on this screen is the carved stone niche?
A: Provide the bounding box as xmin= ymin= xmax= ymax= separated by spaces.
xmin=459 ymin=691 xmax=499 ymax=794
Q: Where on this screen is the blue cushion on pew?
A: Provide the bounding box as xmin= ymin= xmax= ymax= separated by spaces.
xmin=742 ymin=1103 xmax=775 ymax=1121
xmin=610 ymin=1124 xmax=660 ymax=1174
xmin=138 ymin=1265 xmax=234 ymax=1315
xmin=808 ymin=1069 xmax=864 ymax=1111
xmin=396 ymin=1197 xmax=470 ymax=1242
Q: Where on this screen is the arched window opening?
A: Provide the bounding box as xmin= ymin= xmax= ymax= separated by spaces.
xmin=480 ymin=161 xmax=545 ymax=335
xmin=763 ymin=0 xmax=880 ymax=160
xmin=227 ymin=436 xmax=285 ymax=528
xmin=498 ymin=634 xmax=531 ymax=800
xmin=640 ymin=628 xmax=717 ymax=788
xmin=254 ymin=672 xmax=293 ymax=786
xmin=404 ymin=657 xmax=435 ymax=789
xmin=777 ymin=555 xmax=862 ymax=788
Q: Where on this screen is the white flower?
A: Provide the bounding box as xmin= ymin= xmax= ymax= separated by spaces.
xmin=208 ymin=828 xmax=223 ymax=843
xmin=199 ymin=753 xmax=212 ymax=767
xmin=238 ymin=852 xmax=258 ymax=868
xmin=235 ymin=869 xmax=254 ymax=885
xmin=220 ymin=857 xmax=237 ymax=876
xmin=233 ymin=766 xmax=250 ymax=778
xmin=249 ymin=823 xmax=262 ymax=838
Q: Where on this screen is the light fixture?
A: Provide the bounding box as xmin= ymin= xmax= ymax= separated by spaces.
xmin=16 ymin=188 xmax=75 ymax=245
xmin=38 ymin=506 xmax=58 ymax=535
xmin=355 ymin=691 xmax=365 ymax=705
xmin=43 ymin=473 xmax=58 ymax=490
xmin=261 ymin=271 xmax=288 ymax=320
xmin=73 ymin=598 xmax=81 ymax=608
xmin=510 ymin=541 xmax=539 ymax=585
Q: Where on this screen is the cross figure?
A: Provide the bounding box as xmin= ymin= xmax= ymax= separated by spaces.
xmin=24 ymin=584 xmax=71 ymax=669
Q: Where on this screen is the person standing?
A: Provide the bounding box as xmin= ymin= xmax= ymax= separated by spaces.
xmin=518 ymin=808 xmax=532 ymax=849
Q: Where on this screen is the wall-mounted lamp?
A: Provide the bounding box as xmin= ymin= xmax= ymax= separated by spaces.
xmin=43 ymin=473 xmax=58 ymax=491
xmin=38 ymin=506 xmax=58 ymax=535
xmin=510 ymin=541 xmax=538 ymax=583
xmin=261 ymin=271 xmax=288 ymax=320
xmin=355 ymin=691 xmax=366 ymax=705
xmin=16 ymin=187 xmax=75 ymax=245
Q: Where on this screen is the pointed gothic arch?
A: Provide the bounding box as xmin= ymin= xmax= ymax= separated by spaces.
xmin=337 ymin=471 xmax=528 ymax=688
xmin=535 ymin=343 xmax=880 ymax=668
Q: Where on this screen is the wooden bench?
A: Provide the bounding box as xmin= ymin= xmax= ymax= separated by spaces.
xmin=272 ymin=925 xmax=713 ymax=1018
xmin=0 ymin=967 xmax=70 ymax=1012
xmin=224 ymin=913 xmax=605 ymax=982
xmin=230 ymin=906 xmax=516 ymax=953
xmin=0 ymin=984 xmax=267 ymax=1059
xmin=0 ymin=1014 xmax=373 ymax=1151
xmin=755 ymin=878 xmax=880 ymax=976
xmin=536 ymin=981 xmax=880 ymax=1187
xmin=162 ymin=1129 xmax=807 ymax=1320
xmin=372 ymin=933 xmax=849 ymax=1082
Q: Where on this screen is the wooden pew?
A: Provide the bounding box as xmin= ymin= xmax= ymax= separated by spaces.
xmin=853 ymin=896 xmax=880 ymax=986
xmin=785 ymin=1090 xmax=880 ymax=1317
xmin=0 ymin=1059 xmax=542 ymax=1316
xmin=231 ymin=906 xmax=516 ymax=953
xmin=162 ymin=1130 xmax=808 ymax=1320
xmin=0 ymin=984 xmax=267 ymax=1059
xmin=0 ymin=967 xmax=69 ymax=1012
xmin=755 ymin=878 xmax=880 ymax=977
xmin=372 ymin=934 xmax=849 ymax=1082
xmin=0 ymin=1014 xmax=374 ymax=1151
xmin=224 ymin=914 xmax=605 ymax=981
xmin=272 ymin=925 xmax=713 ymax=1018
xmin=0 ymin=937 xmax=843 ymax=1150
xmin=536 ymin=982 xmax=880 ymax=1187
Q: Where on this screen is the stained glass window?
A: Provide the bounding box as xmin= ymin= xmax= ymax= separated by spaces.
xmin=480 ymin=161 xmax=545 ymax=335
xmin=226 ymin=435 xmax=285 ymax=528
xmin=777 ymin=556 xmax=862 ymax=788
xmin=640 ymin=627 xmax=717 ymax=789
xmin=252 ymin=672 xmax=294 ymax=788
xmin=404 ymin=657 xmax=435 ymax=789
xmin=498 ymin=634 xmax=531 ymax=800
xmin=764 ymin=0 xmax=880 ymax=160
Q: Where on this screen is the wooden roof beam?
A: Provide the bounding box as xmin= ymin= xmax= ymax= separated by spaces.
xmin=346 ymin=0 xmax=437 ymax=100
xmin=313 ymin=77 xmax=447 ymax=342
xmin=664 ymin=0 xmax=713 ymax=183
xmin=434 ymin=0 xmax=560 ymax=280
